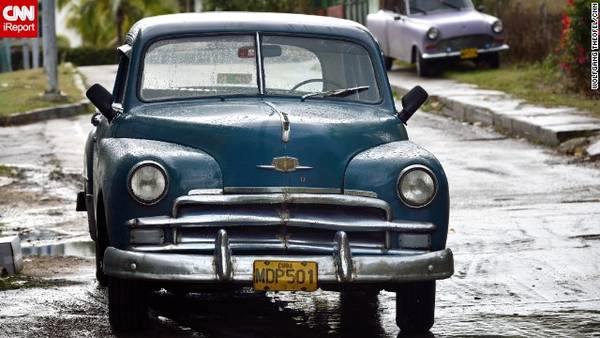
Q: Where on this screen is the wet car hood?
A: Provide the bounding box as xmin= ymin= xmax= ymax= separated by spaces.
xmin=115 ymin=99 xmax=406 ymax=188
xmin=410 ymin=10 xmax=496 ymax=38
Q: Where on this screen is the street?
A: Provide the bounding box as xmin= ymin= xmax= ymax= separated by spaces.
xmin=0 ymin=66 xmax=599 ymax=337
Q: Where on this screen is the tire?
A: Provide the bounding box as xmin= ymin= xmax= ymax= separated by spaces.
xmin=384 ymin=56 xmax=394 ymax=71
xmin=416 ymin=50 xmax=432 ymax=77
xmin=95 ymin=239 xmax=107 ymax=286
xmin=478 ymin=53 xmax=500 ymax=69
xmin=108 ymin=277 xmax=149 ymax=332
xmin=487 ymin=53 xmax=500 ymax=69
xmin=396 ymin=281 xmax=436 ymax=333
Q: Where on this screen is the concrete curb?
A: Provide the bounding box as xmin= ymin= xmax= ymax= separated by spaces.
xmin=0 ymin=100 xmax=92 ymax=127
xmin=0 ymin=68 xmax=91 ymax=127
xmin=389 ymin=73 xmax=600 ymax=147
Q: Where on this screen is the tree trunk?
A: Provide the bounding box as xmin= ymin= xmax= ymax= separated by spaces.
xmin=116 ymin=7 xmax=124 ymax=46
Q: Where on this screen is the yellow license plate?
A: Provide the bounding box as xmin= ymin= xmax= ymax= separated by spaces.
xmin=253 ymin=260 xmax=318 ymax=292
xmin=460 ymin=48 xmax=479 ymax=59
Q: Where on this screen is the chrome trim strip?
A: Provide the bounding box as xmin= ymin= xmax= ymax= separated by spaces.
xmin=422 ymin=44 xmax=510 ymax=59
xmin=172 ymin=193 xmax=393 ymax=220
xmin=344 ymin=189 xmax=378 ymax=198
xmin=255 ymin=32 xmax=265 ymax=94
xmin=188 ymin=188 xmax=223 ymax=195
xmin=190 ymin=187 xmax=378 ymax=199
xmin=130 ymin=243 xmax=421 ymax=255
xmin=129 ymin=214 xmax=434 ymax=233
xmin=256 ymin=164 xmax=312 ymax=172
xmin=224 ymin=187 xmax=341 ymax=194
xmin=264 ymin=101 xmax=290 ymax=143
xmin=103 ymin=247 xmax=454 ymax=283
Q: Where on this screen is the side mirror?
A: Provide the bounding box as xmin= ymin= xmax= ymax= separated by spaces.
xmin=86 ymin=83 xmax=116 ymax=121
xmin=476 ymin=5 xmax=485 ymax=12
xmin=397 ymin=86 xmax=428 ymax=123
xmin=393 ymin=14 xmax=402 ymax=21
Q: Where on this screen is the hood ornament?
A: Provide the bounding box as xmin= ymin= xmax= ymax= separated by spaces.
xmin=257 ymin=156 xmax=312 ymax=173
xmin=264 ymin=101 xmax=290 ymax=143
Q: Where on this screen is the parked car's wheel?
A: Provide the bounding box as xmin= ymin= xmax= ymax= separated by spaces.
xmin=478 ymin=53 xmax=500 ymax=69
xmin=396 ymin=281 xmax=436 ymax=333
xmin=108 ymin=277 xmax=149 ymax=332
xmin=95 ymin=239 xmax=107 ymax=286
xmin=384 ymin=56 xmax=394 ymax=71
xmin=416 ymin=50 xmax=434 ymax=77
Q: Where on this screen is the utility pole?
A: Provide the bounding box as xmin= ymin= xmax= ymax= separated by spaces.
xmin=42 ymin=0 xmax=61 ymax=99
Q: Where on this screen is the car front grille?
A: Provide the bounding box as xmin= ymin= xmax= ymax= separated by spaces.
xmin=434 ymin=34 xmax=494 ymax=52
xmin=128 ymin=193 xmax=435 ymax=254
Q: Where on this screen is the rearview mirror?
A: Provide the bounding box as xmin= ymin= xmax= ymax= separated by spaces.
xmin=86 ymin=83 xmax=116 ymax=121
xmin=238 ymin=45 xmax=282 ymax=58
xmin=397 ymin=86 xmax=428 ymax=123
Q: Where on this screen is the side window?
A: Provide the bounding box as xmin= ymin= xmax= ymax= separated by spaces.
xmin=113 ymin=54 xmax=130 ymax=104
xmin=384 ymin=0 xmax=407 ymax=15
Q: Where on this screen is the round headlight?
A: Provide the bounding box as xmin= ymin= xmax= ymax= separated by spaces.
xmin=492 ymin=20 xmax=504 ymax=33
xmin=427 ymin=27 xmax=440 ymax=40
xmin=397 ymin=165 xmax=437 ymax=208
xmin=128 ymin=161 xmax=168 ymax=205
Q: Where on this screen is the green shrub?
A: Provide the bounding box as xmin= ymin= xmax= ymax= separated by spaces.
xmin=559 ymin=0 xmax=597 ymax=96
xmin=62 ymin=47 xmax=118 ymax=66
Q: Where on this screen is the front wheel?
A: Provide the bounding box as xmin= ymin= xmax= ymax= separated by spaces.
xmin=384 ymin=56 xmax=394 ymax=71
xmin=108 ymin=277 xmax=150 ymax=332
xmin=95 ymin=239 xmax=107 ymax=286
xmin=416 ymin=50 xmax=435 ymax=77
xmin=396 ymin=281 xmax=436 ymax=333
xmin=478 ymin=53 xmax=500 ymax=69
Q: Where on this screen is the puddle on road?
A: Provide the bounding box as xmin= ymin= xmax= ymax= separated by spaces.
xmin=21 ymin=240 xmax=95 ymax=258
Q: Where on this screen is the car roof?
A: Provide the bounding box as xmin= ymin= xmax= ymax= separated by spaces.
xmin=126 ymin=12 xmax=373 ymax=46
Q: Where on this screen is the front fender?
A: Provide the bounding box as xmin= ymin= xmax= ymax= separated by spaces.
xmin=344 ymin=141 xmax=449 ymax=251
xmin=94 ymin=138 xmax=222 ymax=249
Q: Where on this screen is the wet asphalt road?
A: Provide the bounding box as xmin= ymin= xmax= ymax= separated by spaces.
xmin=0 ymin=66 xmax=599 ymax=337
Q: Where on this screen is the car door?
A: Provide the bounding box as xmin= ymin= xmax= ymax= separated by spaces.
xmin=387 ymin=0 xmax=411 ymax=61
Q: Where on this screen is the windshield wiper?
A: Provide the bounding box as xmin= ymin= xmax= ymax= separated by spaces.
xmin=301 ymin=85 xmax=370 ymax=102
xmin=440 ymin=0 xmax=461 ymax=10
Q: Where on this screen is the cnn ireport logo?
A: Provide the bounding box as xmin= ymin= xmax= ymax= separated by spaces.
xmin=0 ymin=0 xmax=38 ymax=38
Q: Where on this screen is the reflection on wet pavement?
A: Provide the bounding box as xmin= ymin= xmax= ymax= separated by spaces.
xmin=21 ymin=240 xmax=95 ymax=258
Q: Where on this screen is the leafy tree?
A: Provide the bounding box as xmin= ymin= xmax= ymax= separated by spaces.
xmin=57 ymin=0 xmax=179 ymax=47
xmin=202 ymin=0 xmax=314 ymax=13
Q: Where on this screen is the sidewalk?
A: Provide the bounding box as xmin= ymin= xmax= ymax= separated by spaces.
xmin=388 ymin=69 xmax=600 ymax=157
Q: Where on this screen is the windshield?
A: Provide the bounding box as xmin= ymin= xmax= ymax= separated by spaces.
xmin=409 ymin=0 xmax=473 ymax=14
xmin=140 ymin=34 xmax=380 ymax=103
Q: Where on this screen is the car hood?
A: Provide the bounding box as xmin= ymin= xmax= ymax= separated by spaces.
xmin=116 ymin=99 xmax=406 ymax=189
xmin=410 ymin=10 xmax=496 ymax=38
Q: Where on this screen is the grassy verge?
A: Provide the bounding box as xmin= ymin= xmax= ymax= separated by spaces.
xmin=0 ymin=275 xmax=79 ymax=291
xmin=442 ymin=61 xmax=600 ymax=117
xmin=0 ymin=64 xmax=84 ymax=117
xmin=0 ymin=164 xmax=24 ymax=178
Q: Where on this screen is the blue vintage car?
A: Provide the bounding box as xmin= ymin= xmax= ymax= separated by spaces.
xmin=77 ymin=12 xmax=454 ymax=333
xmin=367 ymin=0 xmax=509 ymax=76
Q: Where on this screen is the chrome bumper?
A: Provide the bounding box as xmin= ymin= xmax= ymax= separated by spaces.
xmin=103 ymin=230 xmax=454 ymax=285
xmin=422 ymin=44 xmax=510 ymax=60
